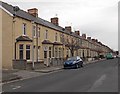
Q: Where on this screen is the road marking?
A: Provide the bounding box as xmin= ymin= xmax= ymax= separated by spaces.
xmin=12 ymin=86 xmax=21 ymax=90
xmin=88 ymin=74 xmax=106 ymax=91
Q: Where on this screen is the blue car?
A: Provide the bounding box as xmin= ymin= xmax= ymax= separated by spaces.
xmin=64 ymin=56 xmax=83 ymax=69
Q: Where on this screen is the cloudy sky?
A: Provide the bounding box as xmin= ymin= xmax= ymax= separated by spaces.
xmin=2 ymin=0 xmax=119 ymax=51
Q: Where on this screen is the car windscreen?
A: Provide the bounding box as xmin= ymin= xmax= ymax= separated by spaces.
xmin=67 ymin=57 xmax=77 ymax=61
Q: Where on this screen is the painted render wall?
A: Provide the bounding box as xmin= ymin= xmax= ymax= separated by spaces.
xmin=2 ymin=9 xmax=13 ymax=69
xmin=13 ymin=16 xmax=67 ymax=62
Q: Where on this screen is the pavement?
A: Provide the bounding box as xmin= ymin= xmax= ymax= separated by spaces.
xmin=2 ymin=65 xmax=63 ymax=84
xmin=1 ymin=59 xmax=105 ymax=84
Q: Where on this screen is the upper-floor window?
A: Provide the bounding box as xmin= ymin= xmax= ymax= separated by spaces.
xmin=55 ymin=33 xmax=58 ymax=41
xmin=67 ymin=36 xmax=69 ymax=42
xmin=82 ymin=40 xmax=85 ymax=46
xmin=22 ymin=23 xmax=26 ymax=35
xmin=38 ymin=27 xmax=40 ymax=37
xmin=33 ymin=26 xmax=36 ymax=37
xmin=79 ymin=39 xmax=82 ymax=45
xmin=62 ymin=34 xmax=64 ymax=43
xmin=45 ymin=30 xmax=48 ymax=39
xmin=60 ymin=33 xmax=64 ymax=43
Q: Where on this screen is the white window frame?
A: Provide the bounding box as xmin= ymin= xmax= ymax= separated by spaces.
xmin=38 ymin=27 xmax=40 ymax=37
xmin=55 ymin=33 xmax=58 ymax=41
xmin=59 ymin=48 xmax=61 ymax=58
xmin=33 ymin=26 xmax=36 ymax=38
xmin=26 ymin=45 xmax=30 ymax=60
xmin=49 ymin=47 xmax=52 ymax=58
xmin=22 ymin=23 xmax=26 ymax=35
xmin=19 ymin=44 xmax=24 ymax=59
xmin=45 ymin=30 xmax=48 ymax=39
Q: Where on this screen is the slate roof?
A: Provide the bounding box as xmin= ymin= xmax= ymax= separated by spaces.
xmin=16 ymin=35 xmax=32 ymax=42
xmin=1 ymin=1 xmax=86 ymax=39
xmin=1 ymin=1 xmax=107 ymax=48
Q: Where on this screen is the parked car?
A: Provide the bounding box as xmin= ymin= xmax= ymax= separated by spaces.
xmin=63 ymin=56 xmax=83 ymax=69
xmin=106 ymin=53 xmax=114 ymax=59
xmin=116 ymin=55 xmax=120 ymax=58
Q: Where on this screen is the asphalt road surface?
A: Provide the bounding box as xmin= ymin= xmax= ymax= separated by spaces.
xmin=2 ymin=58 xmax=118 ymax=92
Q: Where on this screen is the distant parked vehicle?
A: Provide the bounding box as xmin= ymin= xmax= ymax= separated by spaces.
xmin=63 ymin=56 xmax=83 ymax=69
xmin=113 ymin=55 xmax=117 ymax=58
xmin=116 ymin=55 xmax=120 ymax=58
xmin=106 ymin=53 xmax=114 ymax=59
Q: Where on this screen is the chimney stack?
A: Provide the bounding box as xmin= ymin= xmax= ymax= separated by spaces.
xmin=95 ymin=39 xmax=98 ymax=42
xmin=92 ymin=39 xmax=96 ymax=42
xmin=75 ymin=31 xmax=80 ymax=36
xmin=87 ymin=37 xmax=91 ymax=40
xmin=28 ymin=8 xmax=38 ymax=17
xmin=51 ymin=17 xmax=59 ymax=26
xmin=82 ymin=34 xmax=86 ymax=39
xmin=65 ymin=26 xmax=72 ymax=32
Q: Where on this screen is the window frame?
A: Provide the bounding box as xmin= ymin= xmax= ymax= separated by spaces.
xmin=45 ymin=30 xmax=48 ymax=39
xmin=26 ymin=45 xmax=30 ymax=60
xmin=38 ymin=27 xmax=40 ymax=37
xmin=55 ymin=47 xmax=58 ymax=58
xmin=49 ymin=47 xmax=52 ymax=58
xmin=33 ymin=26 xmax=36 ymax=37
xmin=22 ymin=23 xmax=26 ymax=35
xmin=19 ymin=44 xmax=24 ymax=59
xmin=55 ymin=33 xmax=58 ymax=41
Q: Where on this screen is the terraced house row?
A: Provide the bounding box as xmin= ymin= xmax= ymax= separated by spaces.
xmin=1 ymin=1 xmax=113 ymax=69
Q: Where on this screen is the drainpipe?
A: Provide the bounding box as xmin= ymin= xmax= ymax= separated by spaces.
xmin=13 ymin=6 xmax=20 ymax=60
xmin=36 ymin=24 xmax=38 ymax=63
xmin=15 ymin=42 xmax=16 ymax=59
xmin=32 ymin=21 xmax=35 ymax=70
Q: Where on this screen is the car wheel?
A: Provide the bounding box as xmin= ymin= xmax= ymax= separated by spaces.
xmin=81 ymin=64 xmax=83 ymax=67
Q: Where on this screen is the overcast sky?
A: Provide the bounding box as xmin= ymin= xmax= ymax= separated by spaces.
xmin=2 ymin=0 xmax=119 ymax=51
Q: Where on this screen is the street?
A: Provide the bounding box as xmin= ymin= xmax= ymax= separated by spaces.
xmin=2 ymin=58 xmax=118 ymax=92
